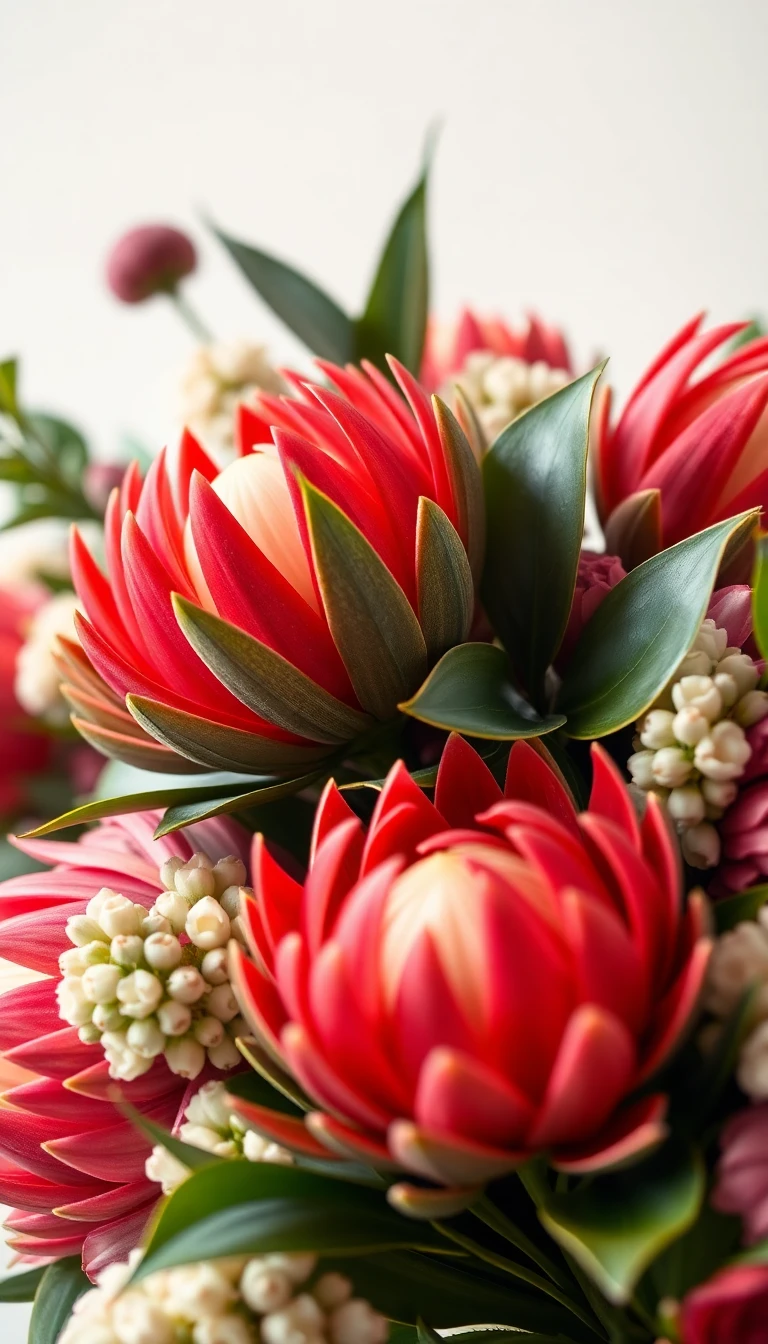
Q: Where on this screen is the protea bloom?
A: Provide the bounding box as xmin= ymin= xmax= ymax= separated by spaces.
xmin=230 ymin=735 xmax=711 ymax=1191
xmin=0 ymin=810 xmax=248 ymax=1277
xmin=0 ymin=583 xmax=53 ymax=818
xmin=420 ymin=308 xmax=572 ymax=390
xmin=595 ymin=314 xmax=768 ymax=557
xmin=679 ymin=1264 xmax=768 ymax=1343
xmin=68 ymin=361 xmax=482 ymax=775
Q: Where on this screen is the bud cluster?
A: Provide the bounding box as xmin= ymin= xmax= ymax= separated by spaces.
xmin=59 ymin=1247 xmax=388 ymax=1344
xmin=627 ymin=617 xmax=768 ymax=868
xmin=146 ymin=1081 xmax=292 ymax=1194
xmin=57 ymin=851 xmax=251 ymax=1081
xmin=704 ymin=902 xmax=768 ymax=1100
xmin=179 ymin=339 xmax=285 ymax=457
xmin=445 ymin=349 xmax=571 ymax=443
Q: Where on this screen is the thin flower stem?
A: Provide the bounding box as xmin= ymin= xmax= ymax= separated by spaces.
xmin=169 ymin=289 xmax=214 ymax=342
xmin=431 ymin=1220 xmax=606 ymax=1340
xmin=471 ymin=1193 xmax=575 ymax=1293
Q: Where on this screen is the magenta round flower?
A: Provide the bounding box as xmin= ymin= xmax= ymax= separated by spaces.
xmin=712 ymin=1104 xmax=768 ymax=1244
xmin=558 ymin=550 xmax=626 ymax=665
xmin=105 ymin=225 xmax=197 ymax=304
xmin=680 ymin=1264 xmax=768 ymax=1342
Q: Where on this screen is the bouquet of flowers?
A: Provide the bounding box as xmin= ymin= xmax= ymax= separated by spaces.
xmin=2 ymin=143 xmax=768 ymax=1344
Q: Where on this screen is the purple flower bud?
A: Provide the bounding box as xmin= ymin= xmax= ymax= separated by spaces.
xmin=105 ymin=225 xmax=196 ymax=304
xmin=557 ymin=550 xmax=627 ymax=667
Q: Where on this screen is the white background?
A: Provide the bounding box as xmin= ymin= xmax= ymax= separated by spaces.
xmin=1 ymin=0 xmax=768 ymax=1332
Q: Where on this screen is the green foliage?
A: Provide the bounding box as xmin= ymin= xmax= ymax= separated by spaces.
xmin=713 ymin=883 xmax=768 ymax=933
xmin=29 ymin=1258 xmax=90 ymax=1344
xmin=400 ymin=642 xmax=566 ymax=739
xmin=0 ymin=1265 xmax=46 ymax=1303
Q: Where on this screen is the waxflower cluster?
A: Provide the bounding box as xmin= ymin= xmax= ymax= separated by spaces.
xmin=445 ymin=349 xmax=571 ymax=443
xmin=704 ymin=900 xmax=768 ymax=1099
xmin=146 ymin=1081 xmax=292 ymax=1194
xmin=179 ymin=339 xmax=285 ymax=457
xmin=57 ymin=851 xmax=250 ymax=1081
xmin=59 ymin=1249 xmax=389 ymax=1344
xmin=627 ymin=616 xmax=768 ymax=868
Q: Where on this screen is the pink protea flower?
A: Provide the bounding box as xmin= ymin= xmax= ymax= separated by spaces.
xmin=0 ymin=810 xmax=248 ymax=1278
xmin=420 ymin=308 xmax=572 ymax=391
xmin=0 ymin=583 xmax=53 ymax=818
xmin=68 ymin=361 xmax=483 ymax=775
xmin=105 ymin=225 xmax=197 ymax=304
xmin=712 ymin=1104 xmax=768 ymax=1244
xmin=230 ymin=735 xmax=710 ymax=1190
xmin=680 ymin=1264 xmax=768 ymax=1342
xmin=557 ymin=550 xmax=626 ymax=666
xmin=595 ymin=314 xmax=768 ymax=554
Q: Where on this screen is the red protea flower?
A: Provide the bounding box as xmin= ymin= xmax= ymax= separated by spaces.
xmin=230 ymin=735 xmax=711 ymax=1190
xmin=68 ymin=361 xmax=483 ymax=775
xmin=420 ymin=308 xmax=572 ymax=391
xmin=679 ymin=1264 xmax=768 ymax=1343
xmin=595 ymin=314 xmax=768 ymax=556
xmin=0 ymin=811 xmax=249 ymax=1277
xmin=0 ymin=583 xmax=53 ymax=818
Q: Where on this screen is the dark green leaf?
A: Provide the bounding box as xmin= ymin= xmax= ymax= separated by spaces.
xmin=558 ymin=511 xmax=758 ymax=738
xmin=0 ymin=454 xmax=34 ymax=483
xmin=400 ymin=642 xmax=566 ymax=739
xmin=714 ymin=884 xmax=768 ymax=933
xmin=539 ymin=1141 xmax=705 ymax=1304
xmin=300 ymin=476 xmax=427 ymax=719
xmin=19 ymin=772 xmax=271 ymax=837
xmin=645 ymin=1200 xmax=741 ymax=1301
xmin=28 ymin=413 xmax=89 ymax=479
xmin=0 ymin=357 xmax=19 ymax=417
xmin=415 ymin=498 xmax=474 ymax=661
xmin=30 ymin=1257 xmax=90 ymax=1344
xmin=127 ymin=694 xmax=329 ymax=773
xmin=355 ymin=140 xmax=432 ymax=373
xmin=753 ymin=532 xmax=768 ymax=662
xmin=0 ymin=1265 xmax=46 ymax=1302
xmin=225 ymin=1066 xmax=307 ymax=1118
xmin=154 ymin=770 xmax=325 ymax=837
xmin=213 ymin=226 xmax=353 ymax=364
xmin=481 ymin=365 xmax=605 ymax=699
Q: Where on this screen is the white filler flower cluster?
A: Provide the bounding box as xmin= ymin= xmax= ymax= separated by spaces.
xmin=146 ymin=1081 xmax=292 ymax=1194
xmin=704 ymin=902 xmax=768 ymax=1100
xmin=179 ymin=339 xmax=285 ymax=459
xmin=59 ymin=1249 xmax=389 ymax=1344
xmin=57 ymin=852 xmax=251 ymax=1081
xmin=627 ymin=616 xmax=768 ymax=868
xmin=445 ymin=350 xmax=571 ymax=444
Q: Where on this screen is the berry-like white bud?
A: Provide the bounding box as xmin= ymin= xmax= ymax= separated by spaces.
xmin=111 ymin=934 xmax=145 ymax=967
xmin=59 ymin=941 xmax=111 ymax=975
xmin=313 ymin=1273 xmax=352 ymax=1310
xmin=193 ymin=1015 xmax=224 ymax=1047
xmin=713 ymin=672 xmax=740 ymax=710
xmin=652 ymin=746 xmax=693 ymax=788
xmin=672 ymin=706 xmax=710 ymax=746
xmin=694 ymin=720 xmax=751 ymax=781
xmin=145 ymin=1143 xmax=189 ymax=1194
xmin=675 ymin=649 xmax=714 ymax=679
xmin=716 ymin=653 xmax=760 ymax=700
xmin=330 ymin=1299 xmax=388 ymax=1344
xmin=141 ymin=911 xmax=172 ymax=936
xmin=639 ymin=709 xmax=676 ymax=750
xmin=163 ymin=1263 xmax=237 ymax=1318
xmin=734 ymin=689 xmax=768 ymax=728
xmin=219 ymin=886 xmax=243 ymax=921
xmin=265 ymin=1254 xmax=318 ymax=1285
xmin=101 ymin=1031 xmax=154 ymax=1081
xmin=206 ymin=983 xmax=239 ymax=1022
xmin=126 ymin=1019 xmax=166 ymax=1058
xmin=680 ymin=821 xmax=721 ymax=869
xmin=57 ymin=975 xmax=93 ymax=1026
xmin=165 ymin=1036 xmax=206 ymax=1079
xmin=185 ymin=1080 xmax=231 ymax=1129
xmin=112 ymin=1293 xmax=174 ymax=1344
xmin=81 ymin=963 xmax=123 ymax=1004
xmin=201 ymin=948 xmax=229 ymax=985
xmin=692 ymin=619 xmax=728 ymax=664
xmin=66 ymin=915 xmax=109 ymax=947
xmin=671 ymin=675 xmax=722 ymax=722
xmin=167 ymin=967 xmax=207 ymax=1004
xmin=144 ymin=932 xmax=183 ymax=971
xmin=212 ymin=858 xmax=247 ymax=899
xmin=99 ymin=895 xmax=143 ymax=938
xmin=92 ymin=1002 xmax=126 ymax=1032
xmin=175 ymin=854 xmax=216 ymax=904
xmin=159 ymin=856 xmax=184 ymax=889
xmin=192 ymin=1316 xmax=254 ymax=1344
xmin=86 ymin=887 xmax=120 ymax=921
xmin=627 ymin=750 xmax=656 ymax=789
xmin=157 ymin=999 xmax=192 ymax=1036
xmin=117 ymin=969 xmax=164 ymax=1019
xmin=240 ymin=1263 xmax=293 ymax=1313
xmin=207 ymin=1035 xmax=241 ymax=1070
xmin=153 ymin=889 xmax=190 ymax=934
xmin=186 ymin=897 xmax=231 ymax=950
xmin=667 ymin=785 xmax=706 ymax=828
xmin=701 ymin=778 xmax=739 ymax=811
xmin=78 ymin=1023 xmax=102 ymax=1044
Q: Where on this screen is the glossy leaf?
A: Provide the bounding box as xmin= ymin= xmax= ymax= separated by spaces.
xmin=481 ymin=365 xmax=605 ymax=698
xmin=0 ymin=1265 xmax=46 ymax=1302
xmin=30 ymin=1257 xmax=90 ymax=1344
xmin=154 ymin=769 xmax=325 ymax=837
xmin=127 ymin=695 xmax=329 ymax=774
xmin=433 ymin=397 xmax=485 ymax=581
xmin=300 ymin=476 xmax=427 ymax=719
xmin=212 ymin=226 xmax=353 ymax=364
xmin=753 ymin=531 xmax=768 ymax=661
xmin=558 ymin=510 xmax=758 ymax=738
xmin=19 ymin=772 xmax=265 ymax=837
xmin=400 ymin=642 xmax=566 ymax=739
xmin=28 ymin=413 xmax=89 ymax=480
xmin=415 ymin=497 xmax=474 ymax=660
xmin=355 ymin=144 xmax=430 ymax=373
xmin=173 ymin=596 xmax=371 ymax=744
xmin=539 ymin=1141 xmax=705 ymax=1304
xmin=714 ymin=884 xmax=768 ymax=933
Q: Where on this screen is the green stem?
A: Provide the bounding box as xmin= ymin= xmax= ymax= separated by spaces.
xmin=431 ymin=1220 xmax=606 ymax=1340
xmin=169 ymin=289 xmax=214 ymax=342
xmin=471 ymin=1193 xmax=575 ymax=1293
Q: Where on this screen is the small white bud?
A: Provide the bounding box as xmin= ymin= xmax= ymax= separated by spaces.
xmin=206 ymin=983 xmax=239 ymax=1023
xmin=692 ymin=619 xmax=728 ymax=663
xmin=734 ymin=689 xmax=768 ymax=728
xmin=330 ymin=1299 xmax=388 ymax=1344
xmin=165 ymin=1036 xmax=206 ymax=1079
xmin=667 ymin=784 xmax=706 ymax=827
xmin=112 ymin=1292 xmax=174 ymax=1344
xmin=59 ymin=941 xmax=111 ymax=975
xmin=716 ymin=652 xmax=760 ymax=700
xmin=186 ymin=897 xmax=231 ymax=950
xmin=126 ymin=1018 xmax=166 ymax=1058
xmin=193 ymin=1316 xmax=254 ymax=1344
xmin=675 ymin=649 xmax=714 ymax=679
xmin=628 ymin=749 xmax=656 ymax=789
xmin=265 ymin=1254 xmax=318 ymax=1284
xmin=701 ymin=777 xmax=739 ymax=810
xmin=207 ymin=1035 xmax=241 ymax=1070
xmin=145 ymin=1143 xmax=189 ymax=1194
xmin=240 ymin=1263 xmax=293 ymax=1313
xmin=185 ymin=1080 xmax=231 ymax=1128
xmin=174 ymin=854 xmax=216 ymax=903
xmin=66 ymin=915 xmax=110 ymax=947
xmin=99 ymin=895 xmax=142 ymax=939
xmin=78 ymin=1023 xmax=102 ymax=1044
xmin=117 ymin=969 xmax=164 ymax=1019
xmin=694 ymin=720 xmax=751 ymax=781
xmin=179 ymin=1122 xmax=226 ymax=1153
xmin=102 ymin=1032 xmax=154 ymax=1081
xmin=81 ymin=963 xmax=123 ymax=1004
xmin=92 ymin=1002 xmax=126 ymax=1032
xmin=212 ymin=857 xmax=247 ymax=898
xmin=159 ymin=856 xmax=184 ymax=889
xmin=153 ymin=890 xmax=190 ymax=934
xmin=639 ymin=709 xmax=676 ymax=750
xmin=672 ymin=706 xmax=710 ymax=746
xmin=157 ymin=999 xmax=192 ymax=1036
xmin=193 ymin=1015 xmax=224 ymax=1047
xmin=86 ymin=886 xmax=121 ymax=921
xmin=671 ymin=675 xmax=722 ymax=722
xmin=219 ymin=885 xmax=244 ymax=921
xmin=201 ymin=947 xmax=229 ymax=985
xmin=652 ymin=746 xmax=693 ymax=788
xmin=56 ymin=975 xmax=93 ymax=1026
xmin=713 ymin=672 xmax=740 ymax=710
xmin=144 ymin=932 xmax=183 ymax=971
xmin=680 ymin=821 xmax=721 ymax=869
xmin=167 ymin=967 xmax=207 ymax=1004
xmin=111 ymin=934 xmax=145 ymax=967
xmin=141 ymin=911 xmax=172 ymax=937
xmin=314 ymin=1273 xmax=352 ymax=1310
xmin=163 ymin=1262 xmax=236 ymax=1318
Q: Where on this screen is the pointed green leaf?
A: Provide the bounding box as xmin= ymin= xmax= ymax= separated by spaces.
xmin=154 ymin=769 xmax=325 ymax=837
xmin=433 ymin=396 xmax=486 ymax=581
xmin=481 ymin=366 xmax=605 ymax=699
xmin=355 ymin=142 xmax=431 ymax=373
xmin=30 ymin=1257 xmax=90 ymax=1344
xmin=19 ymin=773 xmax=269 ymax=837
xmin=558 ymin=510 xmax=758 ymax=737
xmin=0 ymin=1265 xmax=46 ymax=1302
xmin=400 ymin=642 xmax=566 ymax=739
xmin=752 ymin=531 xmax=768 ymax=661
xmin=539 ymin=1141 xmax=705 ymax=1305
xmin=173 ymin=596 xmax=371 ymax=744
xmin=127 ymin=695 xmax=329 ymax=774
xmin=212 ymin=226 xmax=353 ymax=363
xmin=416 ymin=497 xmax=474 ymax=660
xmin=713 ymin=883 xmax=768 ymax=933
xmin=300 ymin=476 xmax=427 ymax=719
